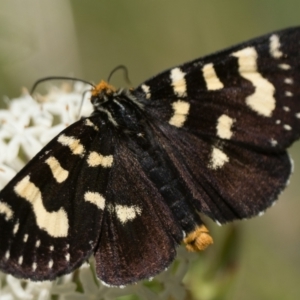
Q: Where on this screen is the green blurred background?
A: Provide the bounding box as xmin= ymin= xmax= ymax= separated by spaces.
xmin=0 ymin=1 xmax=300 ymax=299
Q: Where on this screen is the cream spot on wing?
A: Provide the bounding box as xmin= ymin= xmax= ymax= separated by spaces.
xmin=216 ymin=114 xmax=234 ymax=139
xmin=0 ymin=202 xmax=14 ymax=221
xmin=283 ymin=124 xmax=292 ymax=130
xmin=23 ymin=234 xmax=28 ymax=242
xmin=169 ymin=100 xmax=190 ymax=127
xmin=14 ymin=176 xmax=69 ymax=237
xmin=285 ymin=91 xmax=293 ymax=97
xmin=50 ymin=245 xmax=54 ymax=251
xmin=84 ymin=192 xmax=105 ymax=210
xmin=48 ymin=259 xmax=54 ymax=269
xmin=115 ymin=205 xmax=142 ymax=224
xmin=269 ymin=34 xmax=283 ymax=58
xmin=36 ymin=240 xmax=41 ymax=248
xmin=284 ymin=78 xmax=293 ymax=85
xmin=45 ymin=156 xmax=69 ymax=183
xmin=170 ymin=68 xmax=187 ymax=97
xmin=87 ymin=152 xmax=113 ymax=168
xmin=276 ymin=120 xmax=281 ymax=124
xmin=58 ymin=134 xmax=85 ymax=157
xmin=209 ymin=147 xmax=229 ymax=169
xmin=202 ymin=63 xmax=224 ymax=90
xmin=85 ymin=119 xmax=99 ymax=131
xmin=65 ymin=253 xmax=70 ymax=262
xmin=283 ymin=106 xmax=290 ymax=112
xmin=32 ymin=262 xmax=37 ymax=271
xmin=13 ymin=222 xmax=19 ymax=235
xmin=295 ymin=113 xmax=300 ymax=119
xmin=141 ymin=84 xmax=151 ymax=99
xmin=270 ymin=139 xmax=278 ymax=146
xmin=278 ymin=63 xmax=291 ymax=70
xmin=232 ymin=47 xmax=275 ymax=117
xmin=18 ymin=256 xmax=23 ymax=265
xmin=5 ymin=251 xmax=10 ymax=259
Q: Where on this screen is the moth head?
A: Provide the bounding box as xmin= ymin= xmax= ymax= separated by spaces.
xmin=91 ymin=80 xmax=117 ymax=105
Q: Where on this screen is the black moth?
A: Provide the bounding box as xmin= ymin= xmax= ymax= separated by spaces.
xmin=1 ymin=27 xmax=300 ymax=286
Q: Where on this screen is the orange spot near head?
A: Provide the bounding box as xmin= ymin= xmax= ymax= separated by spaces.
xmin=183 ymin=225 xmax=213 ymax=252
xmin=92 ymin=80 xmax=116 ymax=97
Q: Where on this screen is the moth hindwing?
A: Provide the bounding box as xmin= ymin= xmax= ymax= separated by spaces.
xmin=1 ymin=26 xmax=300 ymax=286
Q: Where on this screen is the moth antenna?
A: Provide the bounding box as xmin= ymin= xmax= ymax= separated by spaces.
xmin=107 ymin=65 xmax=132 ymax=86
xmin=30 ymin=76 xmax=95 ymax=95
xmin=77 ymin=89 xmax=92 ymax=120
